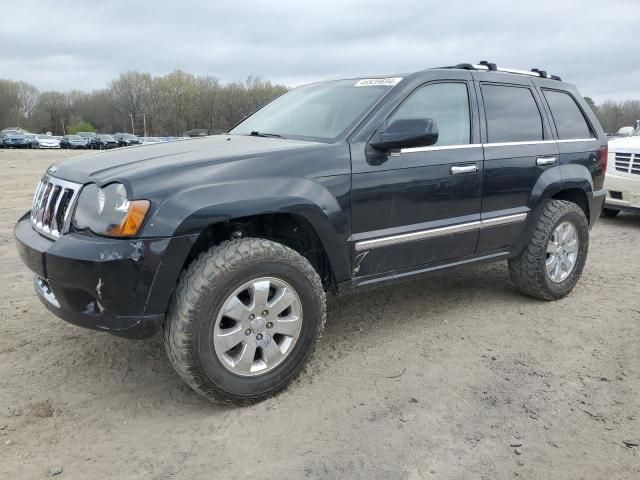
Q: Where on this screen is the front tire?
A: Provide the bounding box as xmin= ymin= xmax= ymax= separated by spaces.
xmin=508 ymin=200 xmax=589 ymax=300
xmin=163 ymin=238 xmax=326 ymax=405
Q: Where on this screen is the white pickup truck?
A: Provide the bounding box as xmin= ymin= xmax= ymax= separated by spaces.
xmin=603 ymin=127 xmax=640 ymax=217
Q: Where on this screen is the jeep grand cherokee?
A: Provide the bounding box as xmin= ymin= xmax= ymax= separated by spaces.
xmin=15 ymin=62 xmax=607 ymax=404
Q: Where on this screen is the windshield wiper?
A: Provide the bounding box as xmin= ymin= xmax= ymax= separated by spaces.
xmin=250 ymin=130 xmax=282 ymax=138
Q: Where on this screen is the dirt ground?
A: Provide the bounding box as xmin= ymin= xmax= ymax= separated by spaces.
xmin=0 ymin=148 xmax=639 ymax=480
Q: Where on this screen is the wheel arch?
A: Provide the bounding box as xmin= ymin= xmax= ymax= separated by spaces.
xmin=514 ymin=165 xmax=594 ymax=256
xmin=143 ymin=176 xmax=352 ymax=286
xmin=528 ymin=164 xmax=594 ymax=225
xmin=181 ymin=212 xmax=341 ymax=292
xmin=551 ymin=188 xmax=590 ymax=224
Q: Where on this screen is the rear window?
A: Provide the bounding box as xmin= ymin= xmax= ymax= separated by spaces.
xmin=542 ymin=90 xmax=594 ymax=140
xmin=482 ymin=84 xmax=543 ymax=143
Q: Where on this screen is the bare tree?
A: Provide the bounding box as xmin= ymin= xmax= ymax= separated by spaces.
xmin=110 ymin=71 xmax=153 ymax=133
xmin=16 ymin=81 xmax=39 ymax=120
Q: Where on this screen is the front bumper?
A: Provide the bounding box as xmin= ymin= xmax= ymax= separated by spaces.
xmin=604 ymin=172 xmax=640 ymax=212
xmin=14 ymin=214 xmax=197 ymax=338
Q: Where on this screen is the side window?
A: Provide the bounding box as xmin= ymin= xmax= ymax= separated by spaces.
xmin=543 ymin=90 xmax=594 ymax=140
xmin=482 ymin=84 xmax=543 ymax=143
xmin=389 ymin=83 xmax=470 ymax=146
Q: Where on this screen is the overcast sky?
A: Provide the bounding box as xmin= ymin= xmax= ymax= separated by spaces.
xmin=1 ymin=0 xmax=638 ymax=102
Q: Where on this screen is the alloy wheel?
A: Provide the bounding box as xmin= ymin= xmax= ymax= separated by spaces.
xmin=213 ymin=277 xmax=303 ymax=377
xmin=546 ymin=221 xmax=579 ymax=283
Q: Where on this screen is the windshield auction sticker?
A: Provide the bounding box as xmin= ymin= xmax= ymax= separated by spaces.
xmin=354 ymin=77 xmax=403 ymax=87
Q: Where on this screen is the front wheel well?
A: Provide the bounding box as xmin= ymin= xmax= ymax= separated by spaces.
xmin=182 ymin=213 xmax=335 ymax=292
xmin=551 ymin=188 xmax=590 ymax=224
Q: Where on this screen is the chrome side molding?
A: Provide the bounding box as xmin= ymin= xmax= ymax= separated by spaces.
xmin=354 ymin=212 xmax=527 ymax=252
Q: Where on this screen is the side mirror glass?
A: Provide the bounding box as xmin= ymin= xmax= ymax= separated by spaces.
xmin=371 ymin=118 xmax=439 ymax=151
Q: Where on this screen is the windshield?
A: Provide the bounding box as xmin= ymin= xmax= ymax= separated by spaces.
xmin=99 ymin=135 xmax=115 ymax=140
xmin=37 ymin=135 xmax=53 ymax=139
xmin=632 ymin=127 xmax=640 ymax=136
xmin=67 ymin=135 xmax=82 ymax=140
xmin=229 ymin=78 xmax=400 ymax=141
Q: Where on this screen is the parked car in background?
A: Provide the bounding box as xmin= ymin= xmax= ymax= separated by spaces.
xmin=616 ymin=126 xmax=635 ymax=137
xmin=607 ymin=126 xmax=635 ymax=140
xmin=60 ymin=135 xmax=89 ymax=149
xmin=1 ymin=126 xmax=30 ymax=136
xmin=25 ymin=134 xmax=38 ymax=148
xmin=183 ymin=128 xmax=208 ymax=137
xmin=1 ymin=130 xmax=31 ymax=148
xmin=76 ymin=132 xmax=97 ymax=144
xmin=113 ymin=133 xmax=142 ymax=147
xmin=32 ymin=135 xmax=61 ymax=149
xmin=90 ymin=134 xmax=118 ymax=150
xmin=603 ymin=126 xmax=640 ymax=216
xmin=140 ymin=137 xmax=164 ymax=145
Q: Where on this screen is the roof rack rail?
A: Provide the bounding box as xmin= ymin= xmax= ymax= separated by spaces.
xmin=444 ymin=61 xmax=562 ymax=81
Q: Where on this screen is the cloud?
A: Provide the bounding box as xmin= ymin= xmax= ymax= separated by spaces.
xmin=1 ymin=0 xmax=639 ymax=101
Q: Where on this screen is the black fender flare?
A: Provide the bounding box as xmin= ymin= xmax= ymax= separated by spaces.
xmin=528 ymin=163 xmax=594 ymax=215
xmin=142 ymin=177 xmax=352 ymax=283
xmin=515 ymin=163 xmax=594 ymax=254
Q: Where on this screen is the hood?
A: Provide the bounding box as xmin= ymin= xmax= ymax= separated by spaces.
xmin=608 ymin=136 xmax=640 ymax=152
xmin=52 ymin=135 xmax=325 ymax=185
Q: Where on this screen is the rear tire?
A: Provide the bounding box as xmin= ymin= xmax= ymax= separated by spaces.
xmin=163 ymin=238 xmax=326 ymax=405
xmin=602 ymin=207 xmax=620 ymax=218
xmin=508 ymin=200 xmax=589 ymax=300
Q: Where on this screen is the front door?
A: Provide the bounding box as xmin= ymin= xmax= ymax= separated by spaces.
xmin=350 ymin=80 xmax=483 ymax=277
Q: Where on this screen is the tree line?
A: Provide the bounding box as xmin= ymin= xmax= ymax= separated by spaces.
xmin=585 ymin=97 xmax=640 ymax=134
xmin=0 ymin=72 xmax=638 ymax=136
xmin=0 ymin=71 xmax=288 ymax=136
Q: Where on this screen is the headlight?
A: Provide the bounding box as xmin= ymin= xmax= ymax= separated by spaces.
xmin=72 ymin=183 xmax=150 ymax=237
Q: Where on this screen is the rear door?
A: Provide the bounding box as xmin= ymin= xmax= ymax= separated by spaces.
xmin=473 ymin=76 xmax=559 ymax=254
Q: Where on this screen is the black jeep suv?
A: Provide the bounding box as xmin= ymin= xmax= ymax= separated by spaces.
xmin=15 ymin=62 xmax=607 ymax=404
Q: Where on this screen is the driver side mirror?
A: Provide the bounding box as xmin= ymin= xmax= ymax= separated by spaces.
xmin=370 ymin=118 xmax=439 ymax=151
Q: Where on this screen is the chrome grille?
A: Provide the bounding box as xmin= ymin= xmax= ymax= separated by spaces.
xmin=30 ymin=175 xmax=81 ymax=239
xmin=615 ymin=152 xmax=640 ymax=176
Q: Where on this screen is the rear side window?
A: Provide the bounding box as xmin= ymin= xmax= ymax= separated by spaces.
xmin=389 ymin=82 xmax=471 ymax=146
xmin=482 ymin=84 xmax=543 ymax=143
xmin=542 ymin=90 xmax=594 ymax=140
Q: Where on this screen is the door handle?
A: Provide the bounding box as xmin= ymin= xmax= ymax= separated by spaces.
xmin=450 ymin=165 xmax=478 ymax=175
xmin=536 ymin=156 xmax=557 ymax=166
